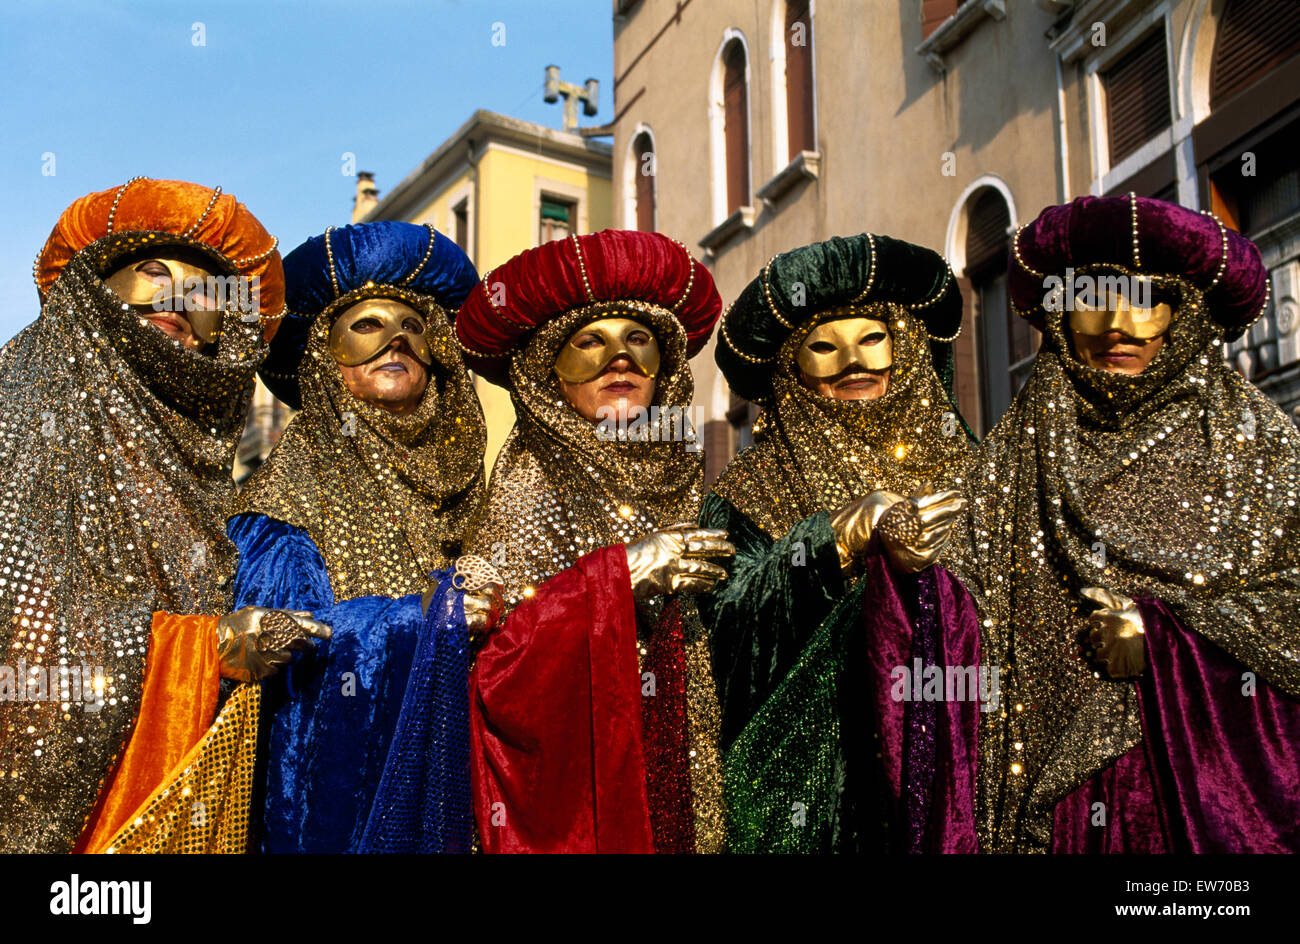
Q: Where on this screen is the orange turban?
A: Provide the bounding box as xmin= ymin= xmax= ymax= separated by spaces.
xmin=33 ymin=178 xmax=284 ymax=340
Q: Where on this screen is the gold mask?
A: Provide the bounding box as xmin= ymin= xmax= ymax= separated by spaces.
xmin=104 ymin=257 xmax=225 ymax=343
xmin=1068 ymin=277 xmax=1173 ymax=340
xmin=796 ymin=317 xmax=893 ymax=378
xmin=328 ymin=299 xmax=433 ymax=367
xmin=554 ymin=317 xmax=660 ymax=384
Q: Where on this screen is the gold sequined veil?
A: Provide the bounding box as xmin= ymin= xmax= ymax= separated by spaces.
xmin=712 ymin=308 xmax=975 ymax=538
xmin=0 ymin=239 xmax=265 ymax=852
xmin=949 ymin=289 xmax=1300 ymax=851
xmin=470 ymin=303 xmax=703 ymax=605
xmin=234 ymin=289 xmax=487 ymax=599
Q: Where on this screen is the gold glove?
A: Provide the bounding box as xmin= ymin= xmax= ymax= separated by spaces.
xmin=875 ymin=484 xmax=968 ymax=574
xmin=1082 ymin=586 xmax=1146 ymax=679
xmin=423 ymin=555 xmax=506 ymax=640
xmin=829 ymin=490 xmax=904 ymax=572
xmin=625 ymin=523 xmax=735 ymax=600
xmin=215 ymin=607 xmax=332 ymax=683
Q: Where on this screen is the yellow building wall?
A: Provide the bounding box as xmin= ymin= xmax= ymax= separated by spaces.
xmin=446 ymin=144 xmax=611 ymax=477
xmin=409 ymin=169 xmax=472 ymax=240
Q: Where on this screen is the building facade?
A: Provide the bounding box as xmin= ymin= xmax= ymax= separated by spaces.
xmin=609 ymin=0 xmax=1300 ymax=479
xmin=360 ymin=109 xmax=613 ymax=470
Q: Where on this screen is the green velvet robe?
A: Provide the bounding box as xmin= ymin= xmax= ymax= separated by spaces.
xmin=697 ymin=491 xmax=983 ymax=854
xmin=697 ymin=492 xmax=893 ymax=852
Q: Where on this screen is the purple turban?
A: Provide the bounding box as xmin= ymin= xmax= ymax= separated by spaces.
xmin=1008 ymin=194 xmax=1270 ymax=339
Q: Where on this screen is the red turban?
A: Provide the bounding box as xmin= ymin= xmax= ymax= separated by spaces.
xmin=34 ymin=178 xmax=285 ymax=340
xmin=456 ymin=230 xmax=721 ymax=383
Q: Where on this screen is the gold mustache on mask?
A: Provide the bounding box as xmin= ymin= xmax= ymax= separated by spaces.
xmin=1066 ymin=276 xmax=1173 ymax=340
xmin=328 ymin=299 xmax=433 ymax=367
xmin=796 ymin=316 xmax=893 ymax=378
xmin=104 ymin=257 xmax=227 ymax=343
xmin=554 ymin=316 xmax=661 ymax=383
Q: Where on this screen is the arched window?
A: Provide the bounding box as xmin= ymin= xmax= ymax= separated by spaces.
xmin=770 ymin=0 xmax=816 ymax=172
xmin=722 ymin=39 xmax=751 ymax=215
xmin=632 ymin=131 xmax=656 ymax=231
xmin=1206 ymin=0 xmax=1300 ymax=389
xmin=783 ymin=0 xmax=815 ymax=161
xmin=964 ymin=186 xmax=1032 ymax=433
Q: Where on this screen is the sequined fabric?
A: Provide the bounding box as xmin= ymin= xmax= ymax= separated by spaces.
xmin=681 ymin=599 xmax=727 ymax=853
xmin=948 ymin=290 xmax=1300 ymax=852
xmin=357 ymin=572 xmax=474 ymax=854
xmin=468 ymin=302 xmax=720 ymax=851
xmin=712 ymin=307 xmax=974 ymax=539
xmin=235 ymin=287 xmax=486 ymax=598
xmin=903 ymin=571 xmax=940 ymax=853
xmin=0 ymin=241 xmax=264 ymax=853
xmin=102 ymin=684 xmax=260 ymax=854
xmin=640 ymin=599 xmax=692 ymax=852
xmin=471 ymin=302 xmax=702 ymax=605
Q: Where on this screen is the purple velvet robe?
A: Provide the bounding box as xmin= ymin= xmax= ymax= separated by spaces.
xmin=1053 ymin=599 xmax=1300 ymax=853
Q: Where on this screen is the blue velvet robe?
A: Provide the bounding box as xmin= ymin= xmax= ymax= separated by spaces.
xmin=228 ymin=512 xmax=472 ymax=853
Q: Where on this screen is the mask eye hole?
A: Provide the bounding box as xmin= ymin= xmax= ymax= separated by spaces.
xmin=136 ymin=260 xmax=172 ymax=288
xmin=808 ymin=340 xmax=837 ymax=353
xmin=627 ymin=330 xmax=651 ymax=347
xmin=862 ymin=332 xmax=887 ymax=346
xmin=402 ymin=318 xmax=425 ymax=335
xmin=350 ymin=317 xmax=383 ymax=333
xmin=572 ymin=333 xmax=605 ymax=350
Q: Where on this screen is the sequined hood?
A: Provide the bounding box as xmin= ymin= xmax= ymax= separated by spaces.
xmin=235 ymin=282 xmax=487 ymax=601
xmin=469 ymin=302 xmax=705 ymax=607
xmin=712 ymin=306 xmax=975 ymax=541
xmin=953 ymin=291 xmax=1300 ymax=852
xmin=0 ymin=237 xmax=266 ymax=852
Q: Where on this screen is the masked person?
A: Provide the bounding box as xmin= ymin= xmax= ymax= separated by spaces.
xmin=698 ymin=234 xmax=984 ymax=853
xmin=455 ymin=230 xmax=734 ymax=853
xmin=221 ymin=221 xmax=498 ymax=853
xmin=0 ymin=178 xmax=327 ymax=854
xmin=963 ymin=194 xmax=1300 ymax=853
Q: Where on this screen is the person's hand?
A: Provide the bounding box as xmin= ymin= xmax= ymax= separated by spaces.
xmin=829 ymin=490 xmax=904 ymax=572
xmin=461 ymin=581 xmax=505 ymax=637
xmin=625 ymin=523 xmax=735 ymax=600
xmin=1082 ymin=587 xmax=1146 ymax=678
xmin=423 ymin=555 xmax=506 ymax=642
xmin=876 ymin=484 xmax=967 ymax=574
xmin=215 ymin=607 xmax=331 ymax=682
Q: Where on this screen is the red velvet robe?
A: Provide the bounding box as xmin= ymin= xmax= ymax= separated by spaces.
xmin=470 ymin=545 xmax=697 ymax=853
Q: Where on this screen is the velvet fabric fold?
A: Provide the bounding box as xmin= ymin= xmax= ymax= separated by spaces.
xmin=1052 ymin=598 xmax=1300 ymax=853
xmin=470 ymin=544 xmax=655 ymax=853
xmin=723 ymin=551 xmax=983 ymax=853
xmin=76 ymin=612 xmax=222 ymax=852
xmin=358 ymin=575 xmax=473 ymax=854
xmin=229 ymin=512 xmax=470 ymax=853
xmin=696 ymin=495 xmax=845 ymax=749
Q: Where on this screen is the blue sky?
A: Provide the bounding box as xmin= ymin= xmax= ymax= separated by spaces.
xmin=0 ymin=0 xmax=613 ymax=341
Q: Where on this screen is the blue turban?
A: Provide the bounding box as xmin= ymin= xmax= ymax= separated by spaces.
xmin=262 ymin=221 xmax=478 ymax=407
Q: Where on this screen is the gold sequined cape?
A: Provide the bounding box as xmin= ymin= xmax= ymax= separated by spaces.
xmin=701 ymin=308 xmax=977 ymax=850
xmin=468 ymin=303 xmax=726 ymax=851
xmin=949 ymin=291 xmax=1300 ymax=852
xmin=711 ymin=308 xmax=975 ymax=537
xmin=0 ymin=242 xmax=264 ymax=852
xmin=234 ymin=292 xmax=486 ymax=599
